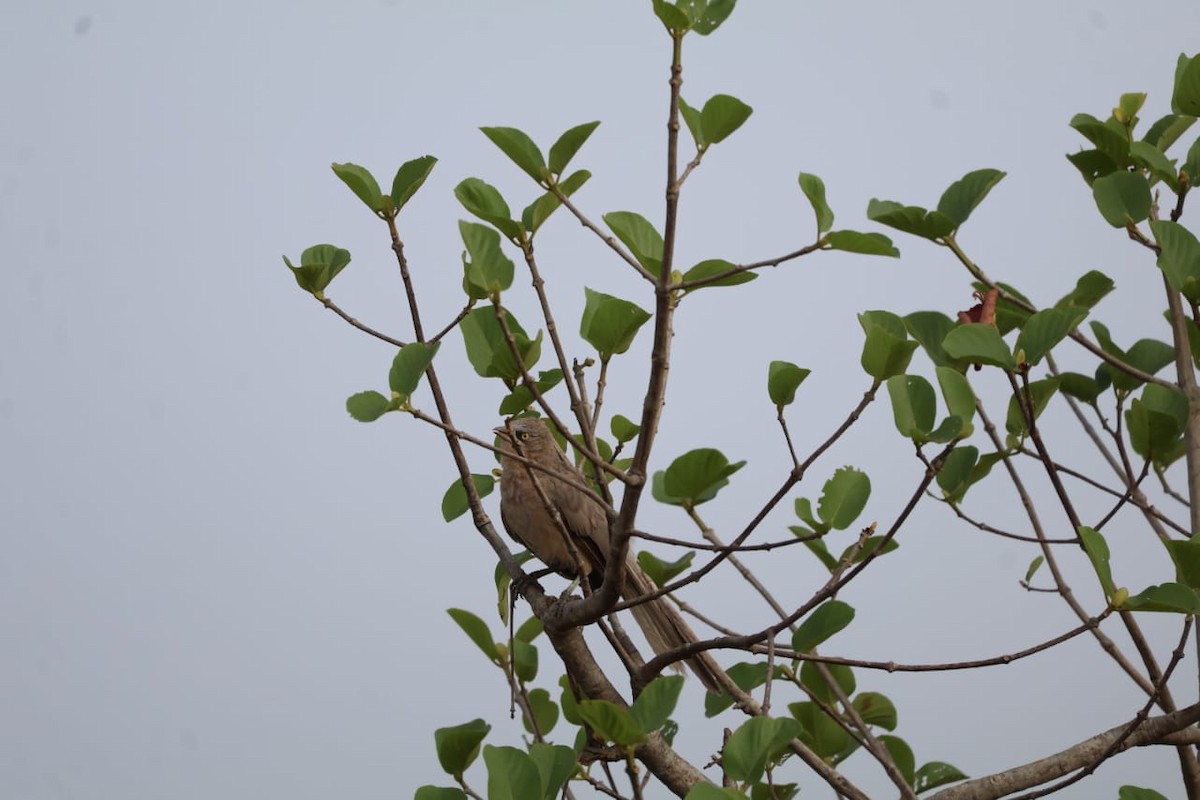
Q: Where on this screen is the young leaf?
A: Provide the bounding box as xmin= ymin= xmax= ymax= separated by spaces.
xmin=652 ymin=0 xmax=690 ymax=32
xmin=459 ymin=307 xmax=542 ymax=381
xmin=1172 ymin=53 xmax=1200 ymax=116
xmin=576 ymin=700 xmax=646 ymax=746
xmin=391 ymin=155 xmax=438 ymax=213
xmin=943 ymin=324 xmax=1016 ymax=370
xmin=460 ymin=220 xmax=515 ymax=299
xmin=283 ymin=243 xmax=351 ymax=297
xmin=434 ymin=718 xmax=491 ymax=777
xmin=692 ymin=0 xmax=737 ymax=35
xmin=914 ymin=762 xmax=969 ymax=794
xmin=522 ymin=169 xmax=591 ymax=234
xmin=853 ymin=692 xmax=898 ymax=731
xmin=817 ymin=467 xmax=870 ymax=530
xmin=789 ymin=701 xmax=853 ymax=759
xmin=904 ymin=311 xmax=958 ymax=367
xmin=879 ymin=735 xmax=916 ymax=785
xmin=346 ymin=390 xmax=391 ymax=423
xmin=1015 ymin=308 xmax=1076 ymax=367
xmin=860 ymin=312 xmax=919 ymax=380
xmin=630 ymin=675 xmax=685 ymax=733
xmin=887 ymin=374 xmax=937 ymax=441
xmin=1150 ymin=220 xmax=1200 ymax=301
xmin=824 ymin=230 xmax=900 ymax=256
xmin=799 ymin=661 xmax=856 ymax=703
xmin=768 ymin=360 xmax=811 ymax=410
xmin=498 ymin=369 xmax=564 ymax=415
xmin=1091 ymin=171 xmax=1152 ymax=227
xmin=331 ymin=162 xmax=384 ymax=213
xmin=936 ymin=366 xmax=976 ymax=432
xmin=680 ymin=258 xmax=757 ymax=290
xmin=389 ymin=341 xmax=441 ymax=400
xmin=1122 ymin=582 xmax=1200 ymax=613
xmin=611 ymin=414 xmax=641 ymax=444
xmin=936 ymin=168 xmax=1006 ymax=229
xmin=454 ymin=178 xmax=521 ymax=240
xmin=798 ymin=172 xmax=834 ymax=234
xmin=579 ymin=288 xmax=652 ymax=358
xmin=678 ymin=96 xmax=704 ymax=147
xmin=637 ymin=550 xmax=695 ymax=587
xmin=480 ymin=126 xmax=548 ymax=182
xmin=936 ymin=445 xmax=979 ymax=501
xmin=1078 ymin=526 xmax=1116 ymax=600
xmin=603 ymin=211 xmax=664 ymax=275
xmin=522 ymin=689 xmax=559 ymax=738
xmin=414 ymin=787 xmax=467 ymax=800
xmin=548 ymin=121 xmax=601 ymax=175
xmin=866 ymin=199 xmax=956 ymax=241
xmin=447 ymin=608 xmax=499 ymax=662
xmin=441 ymin=474 xmax=496 ymax=522
xmin=791 ymin=600 xmax=856 ymax=652
xmin=1005 ymin=377 xmax=1059 ymax=436
xmin=701 ymin=94 xmax=753 ymax=144
xmin=483 ymin=746 xmax=543 ymax=800
xmin=527 ymin=743 xmax=576 ymax=800
xmin=1053 ymin=270 xmax=1114 ymax=312
xmin=723 ymin=716 xmax=803 ymax=784
xmin=653 ymin=448 xmax=746 ymax=508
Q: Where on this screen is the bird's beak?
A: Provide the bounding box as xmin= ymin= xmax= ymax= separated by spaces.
xmin=493 ymin=425 xmax=510 ymax=440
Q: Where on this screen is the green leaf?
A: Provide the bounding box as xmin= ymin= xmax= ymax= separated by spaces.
xmin=1122 ymin=582 xmax=1200 ymax=613
xmin=580 ymin=288 xmax=652 ymax=359
xmin=528 ymin=743 xmax=576 ymax=800
xmin=705 ymin=662 xmax=784 ymax=717
xmin=653 ymin=448 xmax=746 ymax=508
xmin=768 ymin=360 xmax=811 ymax=409
xmin=522 ymin=688 xmax=558 ymax=737
xmin=522 ymin=169 xmax=591 ymax=234
xmin=611 ymin=414 xmax=641 ymax=444
xmin=441 ymin=474 xmax=496 ymax=522
xmin=447 ymin=608 xmax=498 ymax=662
xmin=692 ymin=0 xmax=737 ymax=35
xmin=498 ymin=369 xmax=564 ymax=415
xmin=879 ymin=735 xmax=915 ymax=786
xmin=678 ymin=96 xmax=704 ymax=147
xmin=652 ymin=0 xmax=690 ymax=31
xmin=798 ymin=172 xmax=834 ymax=234
xmin=1066 ymin=149 xmax=1119 ymax=186
xmin=1184 ymin=135 xmax=1200 ymax=186
xmin=685 ymin=785 xmax=749 ymax=800
xmin=936 ymin=445 xmax=979 ymax=502
xmin=788 ymin=701 xmax=853 ymax=760
xmin=887 ymin=374 xmax=937 ymax=441
xmin=701 ymin=94 xmax=753 ymax=144
xmin=866 ymin=199 xmax=956 ymax=241
xmin=1057 ymin=372 xmax=1103 ymax=404
xmin=1054 ymin=270 xmax=1114 ymax=312
xmin=637 ymin=550 xmax=695 ymax=588
xmin=1024 ymin=556 xmax=1045 ymax=584
xmin=824 ymin=230 xmax=899 ymax=256
xmin=484 ymin=746 xmax=543 ymax=800
xmin=389 ymin=342 xmax=441 ymax=400
xmin=460 ymin=220 xmax=515 ymax=299
xmin=1130 ymin=141 xmax=1179 ymax=191
xmin=1143 ymin=114 xmax=1194 ymax=151
xmin=904 ymin=311 xmax=959 ymax=368
xmin=1114 ymin=91 xmax=1147 ymax=124
xmin=914 ymin=762 xmax=969 ymax=793
xmin=860 ymin=311 xmax=918 ymax=379
xmin=480 ymin=126 xmax=548 ymax=182
xmin=512 ymin=637 xmax=538 ymax=681
xmin=346 ymin=390 xmax=391 ymax=423
xmin=548 ymin=121 xmax=601 ymax=175
xmin=331 ymin=162 xmax=384 ymax=213
xmin=459 ymin=307 xmax=541 ymax=382
xmin=414 ymin=787 xmax=467 ymax=800
xmin=937 ymin=366 xmax=976 ymax=433
xmin=1078 ymin=526 xmax=1116 ymax=600
xmin=749 ymin=782 xmax=798 ymax=800
xmin=1015 ymin=308 xmax=1077 ymax=367
xmin=1070 ymin=113 xmax=1132 ymax=166
xmin=1127 ymin=384 xmax=1188 ymax=465
xmin=283 ymin=243 xmax=351 ymax=298
xmin=1091 ymin=171 xmax=1151 ymax=227
xmin=454 ymin=178 xmax=521 ymax=240
xmin=1172 ymin=53 xmax=1200 ymax=116
xmin=1166 ymin=539 xmax=1200 ymax=589
xmin=603 ymin=211 xmax=664 ymax=276
xmin=818 ymin=467 xmax=870 ymax=530
xmin=943 ymin=323 xmax=1015 ymax=370
xmin=433 ymin=718 xmax=491 ymax=776
xmin=723 ymin=716 xmax=803 ymax=784
xmin=1151 ymin=220 xmax=1200 ymax=301
xmin=798 ymin=661 xmax=856 ymax=703
xmin=853 ymin=692 xmax=897 ymax=731
xmin=680 ymin=258 xmax=757 ymax=290
xmin=791 ymin=600 xmax=856 ymax=652
xmin=630 ymin=675 xmax=685 ymax=733
xmin=1005 ymin=377 xmax=1059 ymax=436
xmin=936 ymin=168 xmax=1006 ymax=228
xmin=577 ymin=699 xmax=645 ymax=746
xmin=558 ymin=675 xmax=583 ymax=726
xmin=391 ymin=155 xmax=438 ymax=213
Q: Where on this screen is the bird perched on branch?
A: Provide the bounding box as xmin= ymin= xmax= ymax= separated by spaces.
xmin=494 ymin=417 xmax=725 ymax=692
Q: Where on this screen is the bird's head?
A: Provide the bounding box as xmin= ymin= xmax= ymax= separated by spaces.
xmin=493 ymin=417 xmax=557 ymax=452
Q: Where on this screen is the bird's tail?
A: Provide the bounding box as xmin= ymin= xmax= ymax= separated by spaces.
xmin=622 ymin=559 xmax=726 ymax=693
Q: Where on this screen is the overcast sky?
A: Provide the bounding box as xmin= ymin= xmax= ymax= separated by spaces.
xmin=4 ymin=2 xmax=1200 ymax=799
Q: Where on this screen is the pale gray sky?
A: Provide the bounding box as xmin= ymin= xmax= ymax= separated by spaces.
xmin=3 ymin=2 xmax=1199 ymax=799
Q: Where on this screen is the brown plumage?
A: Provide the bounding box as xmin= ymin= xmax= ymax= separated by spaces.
xmin=495 ymin=417 xmax=724 ymax=692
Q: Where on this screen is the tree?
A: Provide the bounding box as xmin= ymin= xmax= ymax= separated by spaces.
xmin=284 ymin=3 xmax=1200 ymax=798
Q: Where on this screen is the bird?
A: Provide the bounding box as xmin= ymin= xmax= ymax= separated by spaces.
xmin=494 ymin=417 xmax=725 ymax=692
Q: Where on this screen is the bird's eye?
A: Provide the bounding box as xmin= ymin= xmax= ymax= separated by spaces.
xmin=518 ymin=431 xmax=530 ymax=441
